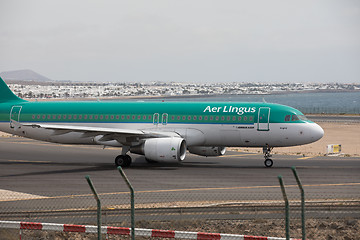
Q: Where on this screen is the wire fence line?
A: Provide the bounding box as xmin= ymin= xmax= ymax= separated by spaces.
xmin=0 ymin=168 xmax=359 ymax=240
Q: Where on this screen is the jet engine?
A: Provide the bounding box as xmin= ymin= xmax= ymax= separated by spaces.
xmin=188 ymin=146 xmax=226 ymax=157
xmin=131 ymin=137 xmax=187 ymax=162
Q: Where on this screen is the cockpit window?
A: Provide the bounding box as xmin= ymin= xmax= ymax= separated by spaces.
xmin=298 ymin=115 xmax=308 ymax=121
xmin=291 ymin=115 xmax=300 ymax=121
xmin=285 ymin=115 xmax=291 ymax=121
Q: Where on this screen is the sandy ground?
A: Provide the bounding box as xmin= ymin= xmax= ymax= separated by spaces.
xmin=1 ymin=122 xmax=359 ymax=157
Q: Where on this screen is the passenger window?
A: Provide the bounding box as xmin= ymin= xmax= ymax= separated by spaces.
xmin=292 ymin=115 xmax=299 ymax=121
xmin=285 ymin=115 xmax=291 ymax=121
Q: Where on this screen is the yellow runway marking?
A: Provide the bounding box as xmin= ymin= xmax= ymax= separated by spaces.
xmin=298 ymin=156 xmax=313 ymax=160
xmin=2 ymin=182 xmax=360 ymax=202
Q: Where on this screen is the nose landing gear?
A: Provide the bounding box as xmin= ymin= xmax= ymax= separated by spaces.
xmin=263 ymin=146 xmax=273 ymax=168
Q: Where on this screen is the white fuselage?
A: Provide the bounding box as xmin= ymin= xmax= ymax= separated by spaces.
xmin=0 ymin=120 xmax=324 ymax=148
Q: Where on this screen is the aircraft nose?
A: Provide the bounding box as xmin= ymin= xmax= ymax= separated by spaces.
xmin=309 ymin=123 xmax=324 ymax=142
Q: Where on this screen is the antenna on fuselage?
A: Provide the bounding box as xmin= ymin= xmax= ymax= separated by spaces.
xmin=262 ymin=97 xmax=267 ymax=103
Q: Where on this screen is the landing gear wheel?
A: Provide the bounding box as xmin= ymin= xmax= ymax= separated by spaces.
xmin=115 ymin=155 xmax=132 ymax=167
xmin=264 ymin=158 xmax=273 ymax=168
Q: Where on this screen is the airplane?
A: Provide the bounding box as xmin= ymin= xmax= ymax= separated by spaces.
xmin=0 ymin=77 xmax=324 ymax=168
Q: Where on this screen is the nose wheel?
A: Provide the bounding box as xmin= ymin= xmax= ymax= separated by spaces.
xmin=115 ymin=154 xmax=132 ymax=167
xmin=263 ymin=146 xmax=274 ymax=168
xmin=264 ymin=158 xmax=273 ymax=167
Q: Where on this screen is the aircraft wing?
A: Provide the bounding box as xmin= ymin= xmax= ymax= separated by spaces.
xmin=25 ymin=123 xmax=145 ymax=135
xmin=19 ymin=121 xmax=181 ymax=146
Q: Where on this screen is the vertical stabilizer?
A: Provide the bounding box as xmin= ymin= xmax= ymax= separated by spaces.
xmin=0 ymin=77 xmax=26 ymax=103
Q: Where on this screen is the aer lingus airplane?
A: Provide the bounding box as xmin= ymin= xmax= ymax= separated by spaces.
xmin=0 ymin=77 xmax=324 ymax=167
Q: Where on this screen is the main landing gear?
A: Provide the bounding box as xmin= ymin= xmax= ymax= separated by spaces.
xmin=115 ymin=155 xmax=132 ymax=167
xmin=115 ymin=146 xmax=132 ymax=167
xmin=263 ymin=146 xmax=274 ymax=168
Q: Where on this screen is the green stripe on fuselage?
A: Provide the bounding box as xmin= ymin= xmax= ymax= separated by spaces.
xmin=0 ymin=101 xmax=311 ymax=124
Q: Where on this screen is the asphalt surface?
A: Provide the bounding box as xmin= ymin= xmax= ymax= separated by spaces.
xmin=0 ymin=137 xmax=359 ymax=223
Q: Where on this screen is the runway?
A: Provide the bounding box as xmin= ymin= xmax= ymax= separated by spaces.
xmin=0 ymin=136 xmax=359 ymax=223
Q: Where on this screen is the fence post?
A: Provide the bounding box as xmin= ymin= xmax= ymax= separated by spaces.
xmin=291 ymin=166 xmax=306 ymax=240
xmin=278 ymin=175 xmax=290 ymax=240
xmin=85 ymin=175 xmax=102 ymax=240
xmin=118 ymin=166 xmax=135 ymax=240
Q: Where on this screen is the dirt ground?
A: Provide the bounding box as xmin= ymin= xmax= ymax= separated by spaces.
xmin=1 ymin=218 xmax=359 ymax=240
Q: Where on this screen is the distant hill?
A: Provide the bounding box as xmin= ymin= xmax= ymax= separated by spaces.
xmin=0 ymin=69 xmax=52 ymax=82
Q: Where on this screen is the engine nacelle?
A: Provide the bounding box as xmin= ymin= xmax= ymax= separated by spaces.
xmin=188 ymin=146 xmax=226 ymax=157
xmin=131 ymin=137 xmax=186 ymax=162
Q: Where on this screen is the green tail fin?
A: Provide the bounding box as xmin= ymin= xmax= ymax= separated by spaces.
xmin=0 ymin=77 xmax=26 ymax=103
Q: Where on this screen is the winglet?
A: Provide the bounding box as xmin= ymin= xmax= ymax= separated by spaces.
xmin=0 ymin=76 xmax=27 ymax=103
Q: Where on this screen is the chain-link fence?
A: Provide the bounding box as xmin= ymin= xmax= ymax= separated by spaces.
xmin=1 ymin=167 xmax=359 ymax=240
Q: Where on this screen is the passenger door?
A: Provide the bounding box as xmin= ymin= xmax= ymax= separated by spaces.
xmin=10 ymin=106 xmax=22 ymax=128
xmin=257 ymin=107 xmax=270 ymax=131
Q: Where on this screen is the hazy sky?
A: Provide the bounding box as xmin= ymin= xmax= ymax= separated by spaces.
xmin=1 ymin=0 xmax=359 ymax=83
